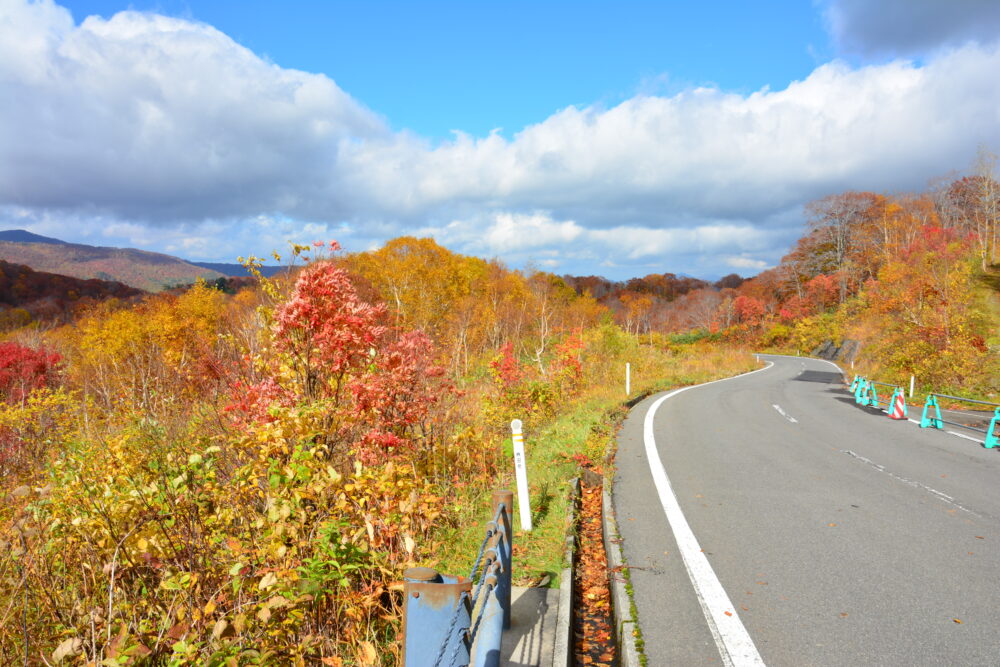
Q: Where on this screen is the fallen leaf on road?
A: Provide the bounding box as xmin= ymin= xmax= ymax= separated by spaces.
xmin=975 ymin=536 xmax=984 ymax=539
xmin=724 ymin=611 xmax=733 ymax=617
xmin=827 ymin=523 xmax=838 ymax=527
xmin=953 ymin=618 xmax=963 ymax=624
xmin=839 ymin=613 xmax=848 ymax=618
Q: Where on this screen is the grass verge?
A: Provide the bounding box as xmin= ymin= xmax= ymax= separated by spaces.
xmin=432 ymin=344 xmax=759 ymax=586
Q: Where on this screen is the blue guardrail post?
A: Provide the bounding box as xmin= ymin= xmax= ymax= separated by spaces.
xmin=402 ymin=567 xmax=472 ymax=667
xmin=491 ymin=490 xmax=513 ymax=629
xmin=920 ymin=394 xmax=943 ymax=429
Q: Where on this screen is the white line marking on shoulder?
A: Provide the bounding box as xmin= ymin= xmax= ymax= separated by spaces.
xmin=644 ymin=365 xmax=768 ymax=666
xmin=946 ymin=431 xmax=983 ymax=443
xmin=772 ymin=404 xmax=798 ymax=423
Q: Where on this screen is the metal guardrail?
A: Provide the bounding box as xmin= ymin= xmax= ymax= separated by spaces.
xmin=851 ymin=376 xmax=902 ymax=412
xmin=851 ymin=375 xmax=999 ymax=448
xmin=920 ymin=394 xmax=1000 ymax=448
xmin=402 ymin=489 xmax=513 ymax=667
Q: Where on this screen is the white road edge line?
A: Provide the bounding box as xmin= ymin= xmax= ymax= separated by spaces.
xmin=947 ymin=430 xmax=983 ymax=443
xmin=771 ymin=404 xmax=798 ymax=423
xmin=906 ymin=418 xmax=985 ymax=445
xmin=643 ymin=361 xmax=772 ymax=666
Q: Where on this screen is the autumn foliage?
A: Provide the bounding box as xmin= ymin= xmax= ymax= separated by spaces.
xmin=0 ymin=238 xmax=619 ymax=664
xmin=0 ymin=153 xmax=996 ymax=663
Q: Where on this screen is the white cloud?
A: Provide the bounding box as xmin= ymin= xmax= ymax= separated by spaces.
xmin=725 ymin=256 xmax=770 ymax=271
xmin=484 ymin=212 xmax=583 ymax=253
xmin=2 ymin=0 xmax=1000 ymax=278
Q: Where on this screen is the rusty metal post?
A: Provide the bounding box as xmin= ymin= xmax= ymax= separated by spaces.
xmin=402 ymin=567 xmax=472 ymax=667
xmin=491 ymin=489 xmax=513 ymax=630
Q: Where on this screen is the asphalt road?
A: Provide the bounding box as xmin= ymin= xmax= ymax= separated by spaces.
xmin=613 ymin=354 xmax=1000 ymax=666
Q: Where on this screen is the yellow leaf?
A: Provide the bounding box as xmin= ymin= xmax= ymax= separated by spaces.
xmin=204 ymin=600 xmax=217 ymax=615
xmin=258 ymin=572 xmax=278 ymax=590
xmin=359 ymin=641 xmax=377 ymax=666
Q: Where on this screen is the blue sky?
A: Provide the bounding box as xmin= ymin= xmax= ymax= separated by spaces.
xmin=2 ymin=0 xmax=1000 ymax=279
xmin=60 ymin=1 xmax=833 ymax=139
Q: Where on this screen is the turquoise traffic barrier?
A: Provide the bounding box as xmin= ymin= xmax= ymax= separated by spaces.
xmin=867 ymin=382 xmax=900 ymax=411
xmin=854 ymin=377 xmax=867 ymax=405
xmin=986 ymin=408 xmax=1000 ymax=449
xmin=920 ymin=394 xmax=944 ymax=429
xmin=921 ymin=393 xmax=1000 ymax=448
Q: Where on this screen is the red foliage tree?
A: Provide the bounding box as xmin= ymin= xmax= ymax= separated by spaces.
xmin=0 ymin=342 xmax=61 ymax=403
xmin=231 ymin=260 xmax=451 ymax=464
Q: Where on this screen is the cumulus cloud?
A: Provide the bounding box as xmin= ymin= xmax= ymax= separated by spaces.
xmin=2 ymin=0 xmax=1000 ymax=278
xmin=824 ymin=0 xmax=1000 ymax=57
xmin=415 ymin=211 xmax=788 ymax=277
xmin=0 ymin=0 xmax=385 ymax=222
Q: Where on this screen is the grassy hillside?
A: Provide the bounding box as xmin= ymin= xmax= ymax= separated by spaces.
xmin=0 ymin=240 xmax=225 ymax=291
xmin=0 ymin=259 xmax=144 ymax=328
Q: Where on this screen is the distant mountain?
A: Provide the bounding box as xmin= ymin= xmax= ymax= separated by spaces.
xmin=0 ymin=229 xmax=69 ymax=245
xmin=0 ymin=231 xmax=226 ymax=292
xmin=0 ymin=259 xmax=144 ymax=329
xmin=188 ymin=261 xmax=286 ymax=278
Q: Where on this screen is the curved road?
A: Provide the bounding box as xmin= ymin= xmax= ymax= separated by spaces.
xmin=613 ymin=354 xmax=1000 ymax=666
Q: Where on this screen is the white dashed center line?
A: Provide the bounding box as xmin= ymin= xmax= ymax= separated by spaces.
xmin=772 ymin=404 xmax=798 ymax=423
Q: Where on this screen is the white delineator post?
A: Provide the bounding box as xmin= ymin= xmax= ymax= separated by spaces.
xmin=510 ymin=419 xmax=532 ymax=532
xmin=910 ymin=375 xmax=915 ymax=398
xmin=626 ymin=363 xmax=631 ymax=397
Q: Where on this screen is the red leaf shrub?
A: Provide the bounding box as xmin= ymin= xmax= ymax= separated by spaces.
xmin=0 ymin=342 xmax=61 ymax=403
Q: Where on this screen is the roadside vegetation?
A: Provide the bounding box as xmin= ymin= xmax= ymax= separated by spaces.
xmin=0 ymin=157 xmax=996 ymax=664
xmin=595 ymin=156 xmax=1000 ymax=400
xmin=0 ymin=237 xmax=753 ymax=664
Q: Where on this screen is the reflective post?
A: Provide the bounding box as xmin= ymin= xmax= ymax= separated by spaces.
xmin=510 ymin=420 xmax=532 ymax=532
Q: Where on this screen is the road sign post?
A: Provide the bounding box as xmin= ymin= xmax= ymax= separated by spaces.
xmin=510 ymin=419 xmax=532 ymax=532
